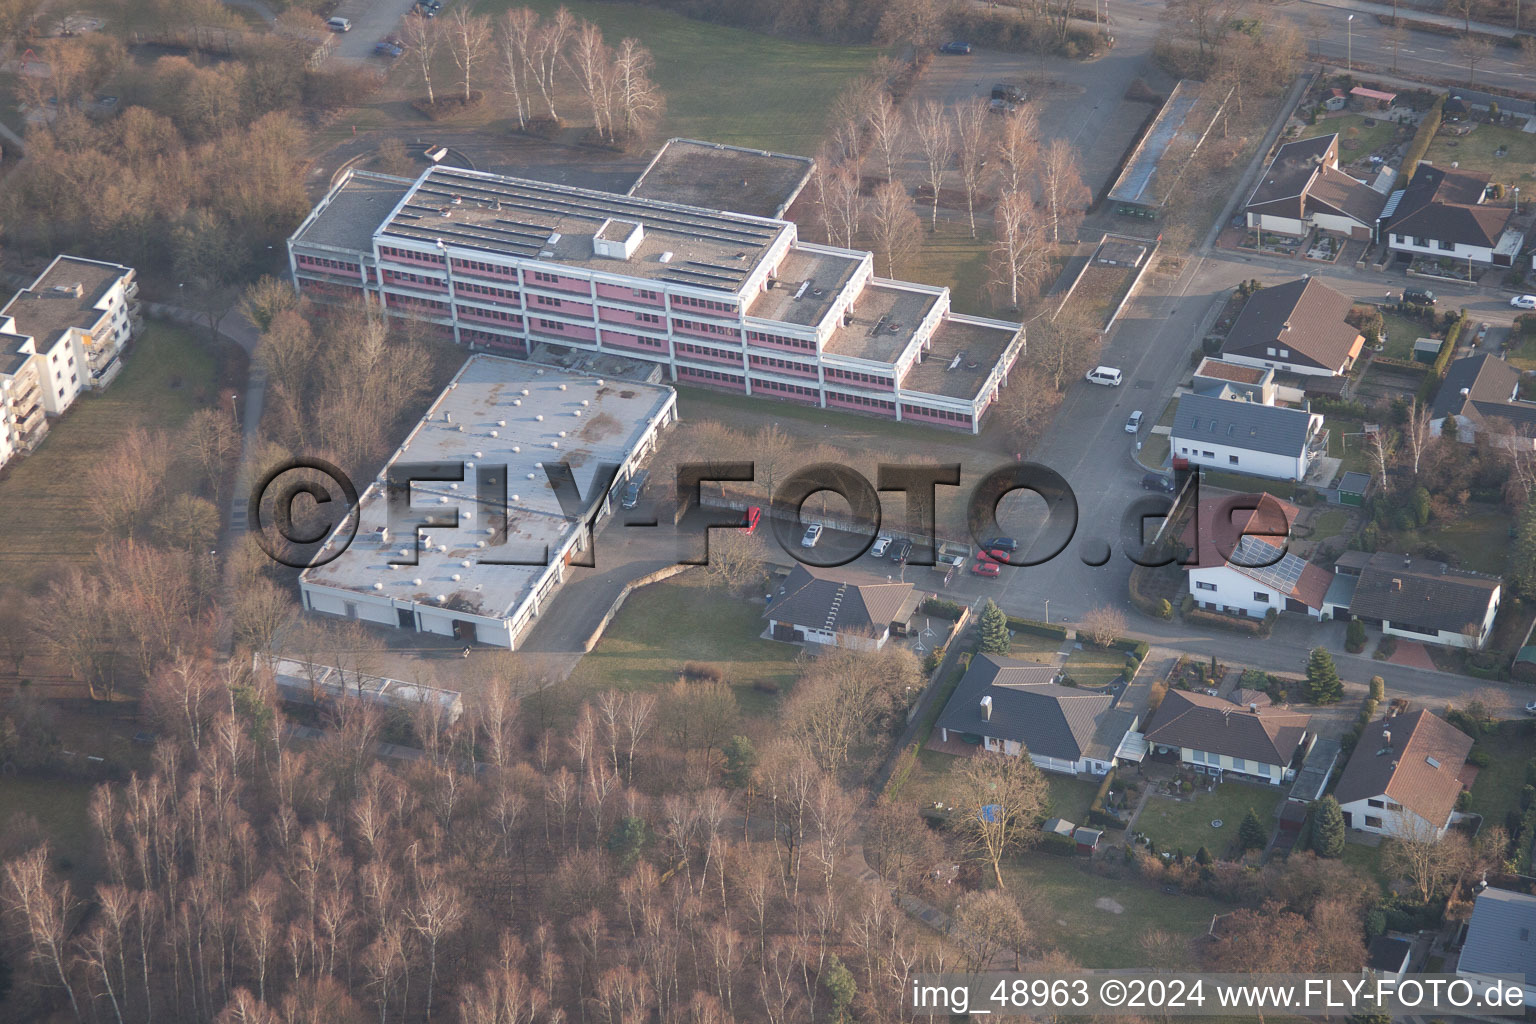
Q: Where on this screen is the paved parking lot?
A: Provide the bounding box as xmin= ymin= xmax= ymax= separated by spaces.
xmin=326 ymin=0 xmax=427 ymax=60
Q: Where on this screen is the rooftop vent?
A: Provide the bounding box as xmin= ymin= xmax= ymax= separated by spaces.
xmin=658 ymin=251 xmax=674 ymax=263
xmin=980 ymin=694 xmax=993 ymax=721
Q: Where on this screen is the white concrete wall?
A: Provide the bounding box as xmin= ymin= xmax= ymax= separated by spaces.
xmin=1249 ymin=212 xmax=1307 ymax=236
xmin=1338 ymin=795 xmax=1447 ymax=839
xmin=1222 ymin=350 xmax=1340 ymax=378
xmin=1176 ymin=746 xmax=1286 ymax=783
xmin=1172 ymin=435 xmax=1306 ymax=480
xmin=1311 ymin=211 xmax=1370 ymax=238
xmin=1389 ymin=234 xmax=1494 ymax=264
xmin=1188 ymin=565 xmax=1317 ymax=618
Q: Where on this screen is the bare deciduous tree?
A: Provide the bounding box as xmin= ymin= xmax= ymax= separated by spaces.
xmin=867 ymin=180 xmax=921 ymax=277
xmin=1402 ymin=397 xmax=1433 ymax=477
xmin=497 ymin=8 xmax=538 ymax=129
xmin=446 ymin=9 xmax=493 ymax=104
xmin=527 ymin=6 xmax=573 ymax=122
xmin=952 ymin=96 xmax=991 ymax=238
xmin=400 ymin=14 xmax=442 ymax=107
xmin=956 ymin=752 xmax=1050 ymax=888
xmin=1079 ymin=605 xmax=1127 ymax=648
xmin=993 ymin=104 xmax=1040 ymax=197
xmin=988 ymin=190 xmax=1050 ymax=310
xmin=569 ymin=20 xmax=615 ymax=141
xmin=866 ymin=92 xmax=905 ymax=186
xmin=613 ymin=37 xmax=663 ymax=143
xmin=1039 ymin=138 xmax=1090 ymax=243
xmin=912 ymin=99 xmax=953 ymax=230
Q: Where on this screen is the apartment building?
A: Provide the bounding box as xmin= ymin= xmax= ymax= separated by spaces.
xmin=0 ymin=255 xmax=139 ymax=470
xmin=287 ymin=165 xmax=1025 ymax=433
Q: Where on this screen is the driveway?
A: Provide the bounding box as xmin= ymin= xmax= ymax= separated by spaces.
xmin=326 ymin=0 xmax=426 ymax=60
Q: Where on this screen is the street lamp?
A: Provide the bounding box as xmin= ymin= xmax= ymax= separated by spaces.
xmin=1044 ymin=600 xmax=1050 ymax=624
xmin=1515 ymin=187 xmax=1521 ymax=215
xmin=230 ymin=391 xmax=238 ymax=428
xmin=1346 ymin=14 xmax=1354 ymax=72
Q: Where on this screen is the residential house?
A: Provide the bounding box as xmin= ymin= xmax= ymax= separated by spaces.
xmin=1171 ymin=388 xmax=1326 ymax=481
xmin=934 ymin=655 xmax=1143 ymax=776
xmin=1458 ymin=887 xmax=1536 ymax=1007
xmin=1182 ymin=492 xmax=1334 ymax=619
xmin=1144 ymin=688 xmax=1314 ymax=785
xmin=1342 ymin=551 xmax=1501 ymax=649
xmin=1218 ymin=277 xmax=1366 ymax=377
xmin=764 ymin=562 xmax=919 ymax=650
xmin=1244 ymin=134 xmax=1388 ymax=240
xmin=288 ymin=163 xmax=1026 ymax=433
xmin=1333 ymin=709 xmax=1473 ymax=839
xmin=0 ymin=341 xmax=48 ymax=471
xmin=1429 ymin=353 xmax=1536 ymax=447
xmin=1384 ymin=164 xmax=1523 ymax=267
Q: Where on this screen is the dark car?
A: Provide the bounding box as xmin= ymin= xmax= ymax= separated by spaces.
xmin=939 ymin=41 xmax=972 ymax=54
xmin=374 ymin=41 xmax=403 ymax=57
xmin=1141 ymin=472 xmax=1176 ymax=493
xmin=982 ymin=536 xmax=1018 ymax=552
xmin=1403 ymin=287 xmax=1436 ymax=305
xmin=890 ymin=538 xmax=913 ymax=563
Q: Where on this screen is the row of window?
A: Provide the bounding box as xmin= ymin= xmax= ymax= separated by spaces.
xmin=386 ymin=293 xmax=449 ymax=313
xmin=672 ymin=295 xmax=737 ymax=315
xmin=1189 ymin=750 xmax=1252 ymax=772
xmin=384 ymin=270 xmax=445 ymax=289
xmin=676 ymin=342 xmax=738 ymax=362
xmin=827 ymin=391 xmax=895 ymax=411
xmin=678 ymin=367 xmax=744 ymax=385
xmin=1392 ymin=233 xmax=1455 ymax=251
xmin=900 ymin=404 xmax=971 ymax=423
xmin=825 ymin=367 xmax=892 ymax=388
xmin=459 ymin=305 xmax=522 ymax=324
xmin=379 ymin=245 xmax=444 ymax=265
xmin=674 ymin=318 xmax=739 ymax=338
xmin=752 ymin=378 xmax=818 ymax=398
xmin=749 ymin=354 xmax=816 ymax=375
xmin=1179 ymin=447 xmax=1238 ymax=465
xmin=605 ymin=333 xmax=665 ymax=350
xmin=452 ymin=258 xmax=518 ymax=278
xmin=458 ymin=281 xmax=518 ymax=301
xmin=298 ymin=255 xmax=359 ymax=274
xmin=746 ymin=330 xmax=815 ymax=351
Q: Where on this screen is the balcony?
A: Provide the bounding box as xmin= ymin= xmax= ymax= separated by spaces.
xmin=124 ymin=280 xmax=139 ymax=299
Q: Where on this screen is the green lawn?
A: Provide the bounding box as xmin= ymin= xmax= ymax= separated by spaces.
xmin=1340 ymin=838 xmax=1391 ymax=893
xmin=0 ymin=321 xmax=231 ymax=591
xmin=555 ymin=571 xmax=800 ymax=724
xmin=1309 ymin=507 xmax=1350 ymax=544
xmin=1298 ymin=113 xmax=1401 ymax=160
xmin=1508 ymin=329 xmax=1536 ymax=372
xmin=1426 ymin=122 xmax=1536 ymax=189
xmin=905 ymin=224 xmax=995 ymax=316
xmin=1135 ymin=781 xmax=1284 ymax=859
xmin=1000 ymin=856 xmax=1227 ymax=968
xmin=1328 ymin=419 xmax=1373 ymax=477
xmin=1063 ymin=644 xmax=1126 ymax=686
xmin=894 ymin=751 xmax=1099 ymax=822
xmin=471 ymin=0 xmax=885 ymax=157
xmin=1407 ymin=507 xmax=1512 ymax=575
xmin=1008 ymin=632 xmax=1064 ymax=665
xmin=1378 ymin=311 xmax=1436 ymax=362
xmin=1466 ymin=720 xmax=1535 ymax=828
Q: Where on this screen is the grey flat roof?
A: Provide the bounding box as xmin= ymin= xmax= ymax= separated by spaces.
xmin=1172 ymin=391 xmax=1314 ymax=457
xmin=301 ymin=355 xmax=674 ymax=619
xmin=628 ymin=138 xmax=815 ymax=219
xmin=744 ymin=245 xmax=862 ymax=327
xmin=382 ymin=166 xmax=792 ymax=293
xmin=823 ymin=282 xmax=939 ymax=364
xmin=901 ymin=316 xmax=1021 ymax=401
xmin=1459 ymin=887 xmax=1536 ymax=985
xmin=1109 ymin=80 xmax=1212 ymax=206
xmin=294 ymin=171 xmax=414 ymax=252
xmin=1 ymin=255 xmax=132 ymax=349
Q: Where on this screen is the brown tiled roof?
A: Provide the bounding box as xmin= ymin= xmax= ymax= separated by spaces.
xmin=765 ymin=563 xmax=917 ymax=636
xmin=1306 ymin=165 xmax=1388 ymax=225
xmin=1349 ymin=551 xmax=1501 ymax=635
xmin=1431 ymin=354 xmax=1536 ymax=437
xmin=1144 ymin=689 xmax=1311 ymax=766
xmin=1180 ymin=492 xmax=1330 ymax=609
xmin=1333 ymin=709 xmax=1472 ymax=829
xmin=1219 ymin=277 xmax=1365 ymax=373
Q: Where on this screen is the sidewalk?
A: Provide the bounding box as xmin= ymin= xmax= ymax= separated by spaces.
xmin=1299 ymin=0 xmax=1529 ymax=39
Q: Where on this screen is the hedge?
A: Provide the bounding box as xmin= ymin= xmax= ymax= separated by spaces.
xmin=919 ymin=597 xmax=965 ymax=621
xmin=1112 ymin=638 xmax=1150 ymax=662
xmin=1399 ymin=94 xmax=1445 ymax=186
xmin=1184 ymin=606 xmax=1271 ymax=635
xmin=1039 ymin=831 xmax=1079 ymax=856
xmin=1007 ymin=616 xmax=1069 ymax=641
xmin=1419 ymin=310 xmax=1470 ymax=401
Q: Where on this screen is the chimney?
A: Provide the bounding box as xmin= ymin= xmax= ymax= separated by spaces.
xmin=1249 ymin=703 xmax=1259 ymax=714
xmin=980 ymin=695 xmax=993 ymax=721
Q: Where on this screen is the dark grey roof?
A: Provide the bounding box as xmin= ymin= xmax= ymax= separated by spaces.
xmin=934 ymin=655 xmax=1118 ymax=762
xmin=1369 ymin=936 xmax=1412 ymax=974
xmin=1387 ymin=164 xmax=1510 ymax=249
xmin=1431 ymin=354 xmax=1536 ymax=437
xmin=765 ymin=563 xmax=918 ymax=636
xmin=1245 ymin=134 xmax=1336 ymax=210
xmin=1306 ymin=165 xmax=1388 ymax=225
xmin=1171 ymin=391 xmax=1315 ymax=457
xmin=1337 ymin=471 xmax=1371 ymax=493
xmin=1459 ymin=887 xmax=1536 ymax=985
xmin=1349 ymin=552 xmax=1500 ymax=635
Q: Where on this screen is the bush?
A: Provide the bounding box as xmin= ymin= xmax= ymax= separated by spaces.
xmin=1369 ymin=675 xmax=1385 ymax=702
xmin=1469 ymin=748 xmax=1492 ymax=768
xmin=1156 ymin=598 xmax=1173 ymax=620
xmin=1346 ymin=619 xmax=1367 ymax=653
xmin=1185 ymin=607 xmax=1270 ymax=635
xmin=920 ymin=597 xmax=964 ymax=620
xmin=1006 ymin=616 xmax=1069 ymax=641
xmin=682 ymin=661 xmax=725 ymax=683
xmin=1374 ymin=636 xmax=1398 ymax=660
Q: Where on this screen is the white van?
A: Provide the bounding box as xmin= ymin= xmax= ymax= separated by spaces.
xmin=1085 ymin=365 xmax=1123 ymax=387
xmin=326 ymin=16 xmax=352 ymax=31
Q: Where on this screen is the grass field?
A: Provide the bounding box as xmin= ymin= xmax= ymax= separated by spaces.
xmin=1408 ymin=507 xmax=1511 ymax=575
xmin=0 ymin=321 xmax=235 ymax=591
xmin=1308 ymin=506 xmax=1350 ymax=544
xmin=470 ymin=0 xmax=885 ymax=156
xmin=1340 ymin=838 xmax=1391 ymax=893
xmin=1466 ymin=720 xmax=1535 ymax=828
xmin=894 ymin=749 xmax=1100 ymax=819
xmin=1298 ymin=114 xmax=1401 ymax=160
xmin=1000 ymin=856 xmax=1226 ymax=968
xmin=1328 ymin=419 xmax=1373 ymax=477
xmin=1063 ymin=644 xmax=1125 ymax=686
xmin=0 ymin=776 xmax=101 ymax=887
xmin=1378 ymin=311 xmax=1435 ymax=362
xmin=1426 ymin=122 xmax=1536 ymax=189
xmin=556 ymin=571 xmax=800 ymax=723
xmin=905 ymin=223 xmax=994 ymax=316
xmin=1135 ymin=782 xmax=1284 ymax=858
xmin=1008 ymin=632 xmax=1064 ymax=665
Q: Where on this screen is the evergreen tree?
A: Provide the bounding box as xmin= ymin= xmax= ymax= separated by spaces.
xmin=978 ymin=599 xmax=1010 ymax=655
xmin=822 ymin=954 xmax=857 ymax=1024
xmin=1195 ymin=845 xmax=1211 ymax=865
xmin=606 ymin=816 xmax=649 ymax=867
xmin=721 ymin=735 xmax=758 ymax=789
xmin=1369 ymin=675 xmax=1385 ymax=702
xmin=1312 ymin=795 xmax=1346 ymax=858
xmin=1304 ymin=647 xmax=1344 ymax=705
xmin=1239 ymin=807 xmax=1268 ymax=851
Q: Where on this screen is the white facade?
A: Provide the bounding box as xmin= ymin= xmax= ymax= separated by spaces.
xmin=1247 ymin=212 xmax=1307 ymax=237
xmin=1338 ymin=793 xmax=1450 ymax=840
xmin=1220 ymin=349 xmax=1339 ymax=379
xmin=1388 ymin=232 xmax=1495 ymax=265
xmin=1188 ymin=564 xmax=1321 ymax=619
xmin=1380 ymin=586 xmax=1499 ymax=649
xmin=764 ymin=620 xmax=886 ymax=650
xmin=1171 ymin=433 xmax=1313 ymax=481
xmin=1164 ymin=745 xmax=1291 ymax=784
xmin=974 ymin=734 xmax=1112 ymax=776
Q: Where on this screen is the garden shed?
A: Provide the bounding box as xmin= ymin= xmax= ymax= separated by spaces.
xmin=1412 ymin=337 xmax=1443 ymax=363
xmin=1336 ymin=471 xmax=1371 ymax=507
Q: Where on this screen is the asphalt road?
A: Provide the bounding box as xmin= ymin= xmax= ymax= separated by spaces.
xmin=326 ymin=0 xmax=434 ymax=60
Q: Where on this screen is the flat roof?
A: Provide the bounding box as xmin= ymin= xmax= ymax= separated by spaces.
xmin=902 ymin=316 xmax=1020 ymax=401
xmin=1109 ymin=80 xmax=1229 ymax=208
xmin=628 ymin=139 xmax=816 ymax=220
xmin=822 ymin=282 xmax=940 ymax=364
xmin=301 ymin=355 xmax=675 ymax=620
xmin=382 ymin=166 xmax=793 ymax=294
xmin=1 ymin=255 xmax=132 ymax=349
xmin=0 ymin=335 xmax=32 ymax=376
xmin=294 ymin=171 xmax=414 ymax=253
xmin=744 ymin=245 xmax=862 ymax=327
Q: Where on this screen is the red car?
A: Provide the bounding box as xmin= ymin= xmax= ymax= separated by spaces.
xmin=743 ymin=505 xmax=762 ymax=535
xmin=971 ymin=559 xmax=1000 ymax=577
